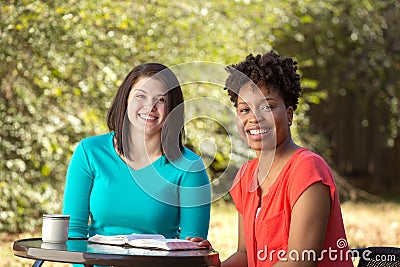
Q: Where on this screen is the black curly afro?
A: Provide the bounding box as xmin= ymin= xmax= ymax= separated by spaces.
xmin=224 ymin=51 xmax=302 ymax=110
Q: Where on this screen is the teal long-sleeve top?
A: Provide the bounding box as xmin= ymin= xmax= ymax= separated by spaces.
xmin=62 ymin=132 xmax=211 ymax=240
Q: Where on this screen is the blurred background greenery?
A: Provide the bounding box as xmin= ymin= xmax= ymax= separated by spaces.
xmin=1 ymin=0 xmax=399 ymax=233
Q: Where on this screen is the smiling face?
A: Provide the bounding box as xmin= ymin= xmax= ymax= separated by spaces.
xmin=127 ymin=76 xmax=167 ymax=137
xmin=236 ymin=82 xmax=293 ymax=155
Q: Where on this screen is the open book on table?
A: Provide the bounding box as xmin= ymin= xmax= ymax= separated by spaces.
xmin=88 ymin=233 xmax=206 ymax=251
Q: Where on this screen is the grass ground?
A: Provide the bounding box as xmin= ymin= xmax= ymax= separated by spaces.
xmin=3 ymin=200 xmax=400 ymax=266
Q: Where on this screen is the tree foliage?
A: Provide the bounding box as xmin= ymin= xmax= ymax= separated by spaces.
xmin=269 ymin=0 xmax=400 ymax=191
xmin=1 ymin=0 xmax=398 ymax=232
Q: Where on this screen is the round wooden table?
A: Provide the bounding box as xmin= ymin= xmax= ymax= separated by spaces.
xmin=13 ymin=238 xmax=220 ymax=267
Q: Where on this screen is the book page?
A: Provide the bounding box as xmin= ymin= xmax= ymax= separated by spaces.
xmin=88 ymin=233 xmax=165 ymax=246
xmin=125 ymin=234 xmax=165 ymax=242
xmin=128 ymin=238 xmax=205 ymax=251
xmin=88 ymin=234 xmax=205 ymax=250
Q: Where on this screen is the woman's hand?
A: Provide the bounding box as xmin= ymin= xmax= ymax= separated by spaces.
xmin=186 ymin=237 xmax=213 ymax=249
xmin=186 ymin=237 xmax=221 ymax=266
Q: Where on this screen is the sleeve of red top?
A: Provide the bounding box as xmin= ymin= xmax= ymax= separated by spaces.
xmin=229 ymin=163 xmax=247 ymax=214
xmin=287 ymin=151 xmax=337 ymax=209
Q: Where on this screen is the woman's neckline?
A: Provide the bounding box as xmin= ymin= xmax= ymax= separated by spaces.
xmin=257 ymin=147 xmax=307 ymax=205
xmin=109 ymin=132 xmax=165 ymax=171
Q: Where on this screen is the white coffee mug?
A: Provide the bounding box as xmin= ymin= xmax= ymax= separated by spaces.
xmin=42 ymin=214 xmax=70 ymax=243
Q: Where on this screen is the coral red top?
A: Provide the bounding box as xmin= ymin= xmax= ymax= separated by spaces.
xmin=230 ymin=148 xmax=353 ymax=267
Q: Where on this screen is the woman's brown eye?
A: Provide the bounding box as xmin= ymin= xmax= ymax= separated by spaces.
xmin=261 ymin=105 xmax=271 ymax=111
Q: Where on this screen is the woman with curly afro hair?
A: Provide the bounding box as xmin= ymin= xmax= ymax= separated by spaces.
xmin=192 ymin=51 xmax=352 ymax=267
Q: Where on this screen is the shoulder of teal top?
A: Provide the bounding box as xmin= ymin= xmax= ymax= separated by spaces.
xmin=181 ymin=146 xmax=202 ymax=160
xmin=76 ymin=132 xmax=114 ymax=154
xmin=80 ymin=132 xmax=113 ymax=146
xmin=172 ymin=146 xmax=205 ymax=171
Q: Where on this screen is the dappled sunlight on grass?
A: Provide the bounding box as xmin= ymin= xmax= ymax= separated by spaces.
xmin=209 ymin=200 xmax=238 ymax=261
xmin=342 ymin=201 xmax=400 ymax=248
xmin=1 ymin=231 xmax=70 ymax=267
